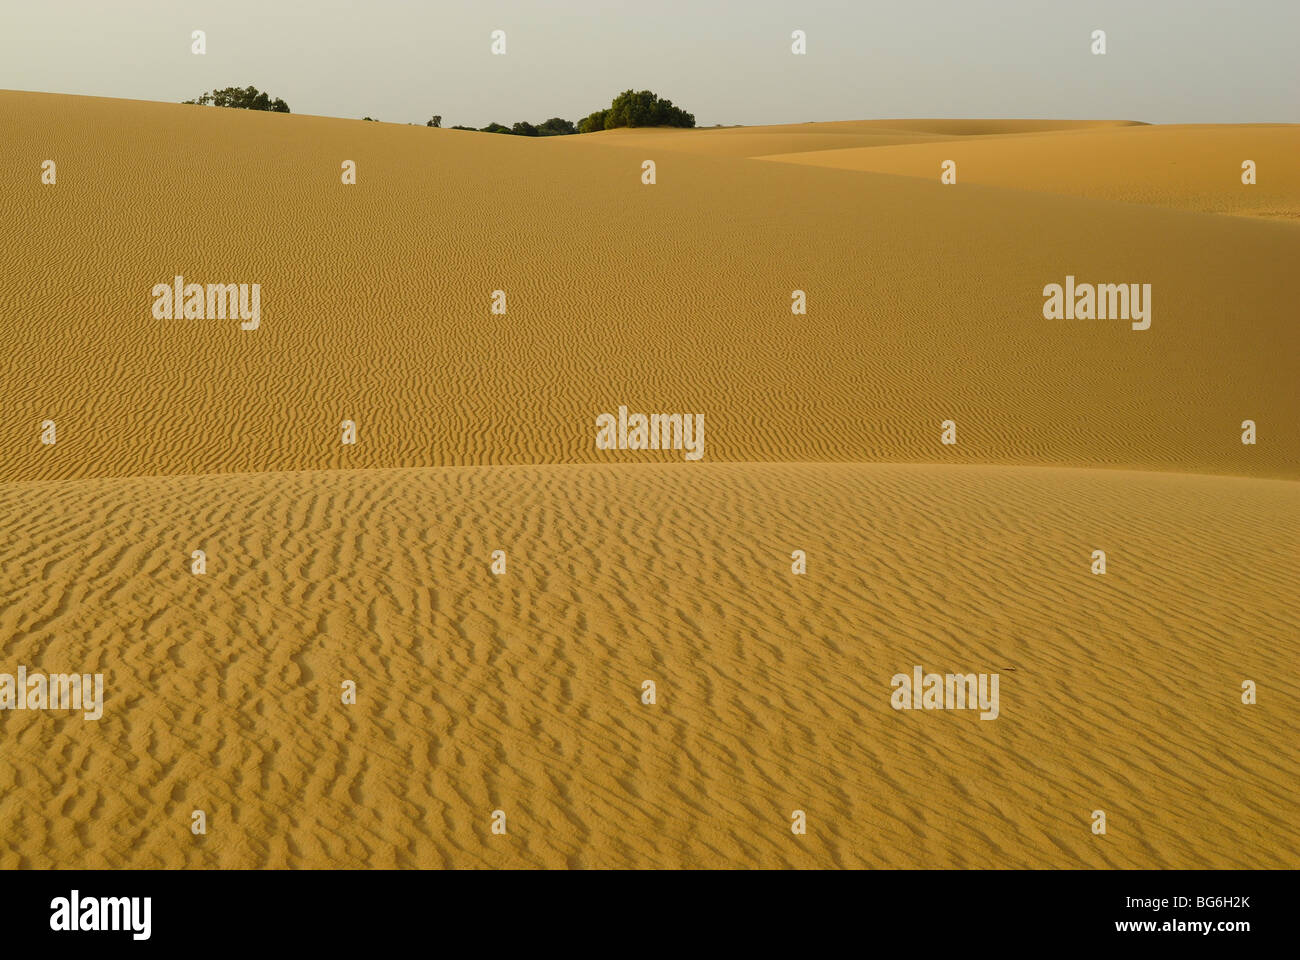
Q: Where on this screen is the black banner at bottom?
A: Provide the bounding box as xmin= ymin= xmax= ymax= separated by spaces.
xmin=0 ymin=868 xmax=1281 ymax=948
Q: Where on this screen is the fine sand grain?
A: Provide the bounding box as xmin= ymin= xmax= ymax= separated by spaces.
xmin=1 ymin=90 xmax=1296 ymax=868
xmin=1 ymin=463 xmax=1296 ymax=868
xmin=2 ymin=92 xmax=1295 ymax=481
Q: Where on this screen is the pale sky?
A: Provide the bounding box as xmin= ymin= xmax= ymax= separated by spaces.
xmin=2 ymin=0 xmax=1296 ymax=126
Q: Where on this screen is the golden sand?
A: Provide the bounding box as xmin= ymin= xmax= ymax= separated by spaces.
xmin=758 ymin=122 xmax=1300 ymax=222
xmin=1 ymin=90 xmax=1296 ymax=867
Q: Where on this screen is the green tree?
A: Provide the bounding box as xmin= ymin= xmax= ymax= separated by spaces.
xmin=575 ymin=92 xmax=693 ymax=132
xmin=604 ymin=89 xmax=693 ymax=128
xmin=537 ymin=117 xmax=576 ymax=136
xmin=427 ymin=115 xmax=442 ymax=127
xmin=577 ymin=109 xmax=608 ymax=134
xmin=182 ymin=85 xmax=290 ymax=113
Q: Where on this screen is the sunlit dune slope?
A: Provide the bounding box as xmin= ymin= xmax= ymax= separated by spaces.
xmin=759 ymin=123 xmax=1300 ymax=221
xmin=1 ymin=91 xmax=1296 ymax=874
xmin=1 ymin=91 xmax=1295 ymax=482
xmin=1 ymin=461 xmax=1295 ymax=868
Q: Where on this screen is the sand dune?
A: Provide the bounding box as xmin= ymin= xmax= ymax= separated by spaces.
xmin=1 ymin=91 xmax=1296 ymax=482
xmin=572 ymin=128 xmax=957 ymax=158
xmin=578 ymin=119 xmax=1146 ymax=157
xmin=759 ymin=123 xmax=1300 ymax=221
xmin=1 ymin=91 xmax=1296 ymax=869
xmin=1 ymin=462 xmax=1296 ymax=868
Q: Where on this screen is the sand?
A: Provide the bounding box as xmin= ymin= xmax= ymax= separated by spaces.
xmin=758 ymin=123 xmax=1300 ymax=222
xmin=1 ymin=89 xmax=1296 ymax=868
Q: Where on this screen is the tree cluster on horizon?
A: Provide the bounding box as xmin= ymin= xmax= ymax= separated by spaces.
xmin=576 ymin=89 xmax=694 ymax=133
xmin=182 ymin=85 xmax=289 ymax=112
xmin=180 ymin=87 xmax=696 ymax=135
xmin=466 ymin=90 xmax=695 ymax=137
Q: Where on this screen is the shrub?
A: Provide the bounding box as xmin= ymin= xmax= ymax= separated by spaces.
xmin=183 ymin=85 xmax=290 ymax=113
xmin=604 ymin=89 xmax=693 ymax=129
xmin=577 ymin=109 xmax=608 ymax=134
xmin=537 ymin=117 xmax=577 ymax=136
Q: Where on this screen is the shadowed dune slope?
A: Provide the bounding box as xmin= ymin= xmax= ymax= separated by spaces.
xmin=1 ymin=91 xmax=1295 ymax=481
xmin=578 ymin=118 xmax=1147 ymax=157
xmin=569 ymin=128 xmax=959 ymax=158
xmin=0 ymin=462 xmax=1296 ymax=868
